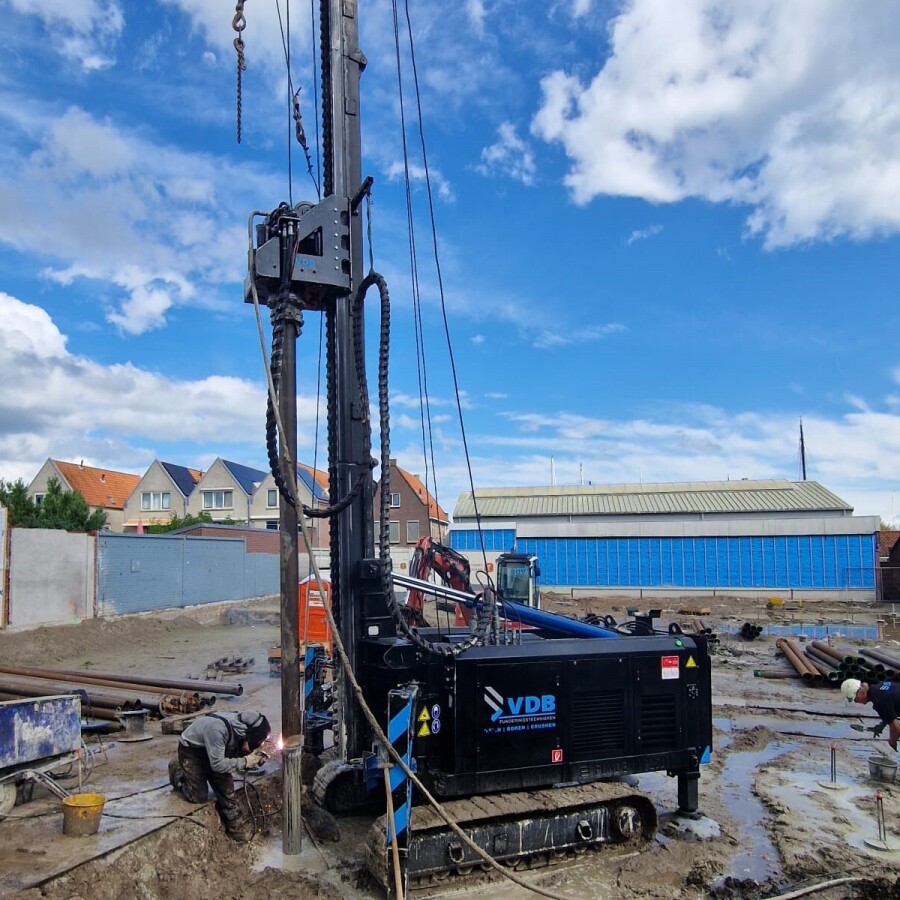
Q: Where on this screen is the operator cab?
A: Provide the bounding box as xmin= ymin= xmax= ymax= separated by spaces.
xmin=496 ymin=552 xmax=541 ymax=609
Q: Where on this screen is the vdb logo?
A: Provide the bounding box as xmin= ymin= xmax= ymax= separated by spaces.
xmin=484 ymin=685 xmax=556 ymax=722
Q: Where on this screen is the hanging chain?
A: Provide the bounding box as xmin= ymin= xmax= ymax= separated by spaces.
xmin=232 ymin=1 xmax=248 ymax=143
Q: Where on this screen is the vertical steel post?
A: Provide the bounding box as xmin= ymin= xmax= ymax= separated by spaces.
xmin=323 ymin=0 xmax=372 ymax=764
xmin=279 ymin=287 xmax=302 ymax=854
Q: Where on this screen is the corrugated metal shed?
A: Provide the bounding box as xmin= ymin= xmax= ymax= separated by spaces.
xmin=453 ymin=479 xmax=851 ymax=520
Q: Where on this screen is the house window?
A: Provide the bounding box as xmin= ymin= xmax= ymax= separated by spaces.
xmin=202 ymin=490 xmax=233 ymax=510
xmin=266 ymin=520 xmax=279 ymax=530
xmin=34 ymin=494 xmax=44 ymax=506
xmin=267 ymin=489 xmax=278 ymax=508
xmin=406 ymin=520 xmax=420 ymax=543
xmin=141 ymin=491 xmax=171 ymax=511
xmin=389 ymin=521 xmax=400 ymax=544
xmin=390 ymin=492 xmax=401 ymax=508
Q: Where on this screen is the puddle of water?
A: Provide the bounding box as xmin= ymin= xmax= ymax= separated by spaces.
xmin=713 ymin=741 xmax=795 ymax=887
xmin=763 ymin=764 xmax=900 ymax=861
xmin=722 ymin=623 xmax=879 ymax=639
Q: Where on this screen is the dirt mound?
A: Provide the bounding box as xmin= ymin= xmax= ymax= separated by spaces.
xmin=15 ymin=810 xmax=343 ymax=900
xmin=0 ymin=615 xmax=203 ymax=667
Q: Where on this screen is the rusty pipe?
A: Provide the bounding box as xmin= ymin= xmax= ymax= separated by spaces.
xmin=0 ymin=675 xmax=153 ymax=710
xmin=0 ymin=663 xmax=209 ymax=698
xmin=809 ymin=640 xmax=853 ymax=665
xmin=0 ymin=692 xmax=124 ymax=721
xmin=0 ymin=663 xmax=243 ymax=697
xmin=776 ymin=638 xmax=819 ymax=681
xmin=859 ymin=647 xmax=900 ymax=669
xmin=804 ymin=645 xmax=843 ymax=671
xmin=803 ymin=657 xmax=842 ymax=682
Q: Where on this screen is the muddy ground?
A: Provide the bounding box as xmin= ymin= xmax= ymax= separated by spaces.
xmin=3 ymin=595 xmax=900 ymax=899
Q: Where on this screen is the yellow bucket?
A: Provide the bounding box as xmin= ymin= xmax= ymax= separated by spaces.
xmin=62 ymin=792 xmax=105 ymax=836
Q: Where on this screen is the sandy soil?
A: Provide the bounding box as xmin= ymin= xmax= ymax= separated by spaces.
xmin=3 ymin=595 xmax=900 ymax=899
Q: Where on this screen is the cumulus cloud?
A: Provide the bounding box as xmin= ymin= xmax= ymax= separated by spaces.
xmin=0 ymin=106 xmax=277 ymax=335
xmin=532 ymin=0 xmax=900 ymax=247
xmin=0 ymin=292 xmax=269 ymax=479
xmin=476 ymin=123 xmax=537 ymax=185
xmin=385 ymin=160 xmax=454 ymax=202
xmin=8 ymin=0 xmax=124 ymax=70
xmin=532 ymin=322 xmax=626 ymax=350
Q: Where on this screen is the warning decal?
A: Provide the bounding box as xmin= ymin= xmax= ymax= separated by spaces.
xmin=417 ymin=721 xmax=431 ymax=738
xmin=661 ymin=655 xmax=680 ymax=680
xmin=417 ymin=707 xmax=430 ymax=723
xmin=686 ymin=655 xmax=698 ymax=668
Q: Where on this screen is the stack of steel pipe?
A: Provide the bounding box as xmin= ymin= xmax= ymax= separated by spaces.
xmin=740 ymin=622 xmax=764 ymax=641
xmin=803 ymin=641 xmax=884 ymax=686
xmin=775 ymin=638 xmax=822 ymax=682
xmin=858 ymin=647 xmax=900 ymax=681
xmin=0 ymin=664 xmax=224 ymax=716
xmin=0 ymin=675 xmax=157 ymax=720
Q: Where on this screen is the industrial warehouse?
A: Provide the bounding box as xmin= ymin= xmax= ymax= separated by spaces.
xmin=450 ymin=478 xmax=879 ymax=600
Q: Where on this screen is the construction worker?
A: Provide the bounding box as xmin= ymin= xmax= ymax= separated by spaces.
xmin=842 ymin=679 xmax=900 ymax=750
xmin=168 ymin=710 xmax=271 ymax=841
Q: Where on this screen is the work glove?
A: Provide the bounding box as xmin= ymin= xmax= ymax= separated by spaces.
xmin=241 ymin=750 xmax=265 ymax=770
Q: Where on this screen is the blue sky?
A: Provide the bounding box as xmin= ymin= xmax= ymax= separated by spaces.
xmin=2 ymin=0 xmax=900 ymax=524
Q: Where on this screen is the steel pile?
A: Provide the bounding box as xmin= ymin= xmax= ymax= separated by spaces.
xmin=775 ymin=638 xmax=822 ymax=682
xmin=740 ymin=622 xmax=764 ymax=641
xmin=0 ymin=663 xmax=225 ymax=718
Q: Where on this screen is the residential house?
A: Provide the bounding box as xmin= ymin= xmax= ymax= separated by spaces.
xmin=373 ymin=458 xmax=449 ymax=547
xmin=878 ymin=530 xmax=900 ymax=601
xmin=27 ymin=459 xmax=141 ymax=532
xmin=121 ymin=461 xmax=203 ymax=532
xmin=186 ymin=459 xmax=269 ymax=525
xmin=252 ymin=462 xmax=330 ymax=548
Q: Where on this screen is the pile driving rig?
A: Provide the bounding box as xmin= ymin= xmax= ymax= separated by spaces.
xmin=245 ymin=0 xmax=713 ymax=890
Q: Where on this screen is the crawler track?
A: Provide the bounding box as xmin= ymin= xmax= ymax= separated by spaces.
xmin=366 ymin=782 xmax=657 ymax=891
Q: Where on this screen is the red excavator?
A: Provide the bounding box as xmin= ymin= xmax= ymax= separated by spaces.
xmin=403 ymin=536 xmax=541 ymax=626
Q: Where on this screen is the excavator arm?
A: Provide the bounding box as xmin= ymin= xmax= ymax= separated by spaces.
xmin=404 ymin=536 xmax=473 ymax=626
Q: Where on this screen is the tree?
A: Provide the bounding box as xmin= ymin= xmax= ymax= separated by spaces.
xmin=145 ymin=511 xmax=215 ymax=534
xmin=0 ymin=478 xmax=40 ymax=527
xmin=0 ymin=476 xmax=106 ymax=532
xmin=37 ymin=477 xmax=107 ymax=532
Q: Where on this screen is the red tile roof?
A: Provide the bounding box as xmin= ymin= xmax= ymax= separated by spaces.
xmin=879 ymin=530 xmax=900 ymax=560
xmin=393 ymin=463 xmax=448 ymax=523
xmin=53 ymin=460 xmax=140 ymax=510
xmin=298 ymin=461 xmax=329 ymax=493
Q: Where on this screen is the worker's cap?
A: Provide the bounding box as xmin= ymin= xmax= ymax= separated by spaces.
xmin=240 ymin=711 xmax=271 ymax=749
xmin=841 ymin=678 xmax=862 ymax=702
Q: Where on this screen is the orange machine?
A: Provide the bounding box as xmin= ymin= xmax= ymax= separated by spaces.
xmin=299 ymin=573 xmax=332 ymax=651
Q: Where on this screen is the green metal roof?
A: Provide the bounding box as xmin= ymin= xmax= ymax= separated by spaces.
xmin=452 ymin=479 xmax=852 ymax=520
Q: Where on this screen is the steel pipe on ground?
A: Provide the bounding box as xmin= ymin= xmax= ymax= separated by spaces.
xmin=0 ymin=675 xmax=150 ymax=710
xmin=0 ymin=692 xmax=122 ymax=721
xmin=859 ymin=647 xmax=900 ymax=670
xmin=804 ymin=646 xmax=843 ymax=671
xmin=776 ymin=638 xmax=821 ymax=682
xmin=803 ymin=657 xmax=842 ymax=682
xmin=810 ymin=641 xmax=854 ymax=665
xmin=0 ymin=663 xmax=243 ymax=697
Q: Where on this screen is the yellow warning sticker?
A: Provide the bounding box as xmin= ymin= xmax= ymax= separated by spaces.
xmin=686 ymin=655 xmax=697 ymax=668
xmin=417 ymin=721 xmax=431 ymax=738
xmin=417 ymin=707 xmax=431 ymax=723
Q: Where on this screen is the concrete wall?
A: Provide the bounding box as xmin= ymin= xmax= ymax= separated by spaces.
xmin=7 ymin=528 xmax=95 ymax=628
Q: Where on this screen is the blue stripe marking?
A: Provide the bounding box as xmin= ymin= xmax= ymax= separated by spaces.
xmin=388 ymin=705 xmax=411 ymax=744
xmin=392 ymin=801 xmax=409 ymax=838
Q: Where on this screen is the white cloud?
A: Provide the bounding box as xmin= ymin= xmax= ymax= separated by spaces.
xmin=625 ymin=224 xmax=662 ymax=245
xmin=532 ymin=322 xmax=626 ymax=350
xmin=532 ymin=0 xmax=900 ymax=247
xmin=476 ymin=123 xmax=537 ymax=185
xmin=385 ymin=160 xmax=453 ymax=202
xmin=0 ymin=106 xmax=278 ymax=335
xmin=0 ymin=292 xmax=307 ymax=481
xmin=471 ymin=334 xmax=485 ymax=345
xmin=7 ymin=0 xmax=124 ymax=70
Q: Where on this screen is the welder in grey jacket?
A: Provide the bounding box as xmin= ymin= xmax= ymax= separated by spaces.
xmin=168 ymin=710 xmax=271 ymax=841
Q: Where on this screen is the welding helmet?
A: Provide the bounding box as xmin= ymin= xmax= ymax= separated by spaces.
xmin=242 ymin=712 xmax=271 ymax=750
xmin=841 ymin=678 xmax=862 ymax=702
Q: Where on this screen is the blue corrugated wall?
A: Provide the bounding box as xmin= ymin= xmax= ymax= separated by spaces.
xmin=97 ymin=533 xmax=278 ymax=615
xmin=450 ymin=529 xmax=876 ymax=589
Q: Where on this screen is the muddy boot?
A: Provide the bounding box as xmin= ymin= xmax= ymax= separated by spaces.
xmin=168 ymin=759 xmax=185 ymax=791
xmin=226 ymin=821 xmax=256 ymax=843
